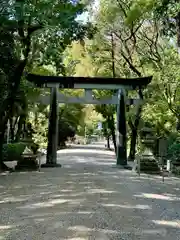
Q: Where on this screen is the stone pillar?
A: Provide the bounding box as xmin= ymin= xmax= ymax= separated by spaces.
xmin=116 ymin=89 xmax=127 ymax=166
xmin=42 ymin=87 xmax=61 ymax=168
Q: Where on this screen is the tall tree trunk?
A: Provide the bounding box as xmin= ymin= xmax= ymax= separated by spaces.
xmin=177 ymin=116 xmax=180 ymax=131
xmin=0 ymin=123 xmax=11 ymax=170
xmin=15 ymin=114 xmax=26 ymax=142
xmin=13 ymin=116 xmax=19 ymax=137
xmin=128 ymin=92 xmax=143 ymax=161
xmin=128 ymin=126 xmax=138 ymax=161
xmin=103 ymin=120 xmax=111 ymax=149
xmin=9 ymin=117 xmax=14 ymax=142
xmin=107 ymin=116 xmax=116 ymax=152
xmin=107 ymin=136 xmax=110 ymax=149
xmin=176 ymin=12 xmax=180 ymax=48
xmin=34 ymin=111 xmax=38 ymax=128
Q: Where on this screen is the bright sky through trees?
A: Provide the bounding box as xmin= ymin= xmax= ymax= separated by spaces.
xmin=76 ymin=0 xmax=100 ymax=23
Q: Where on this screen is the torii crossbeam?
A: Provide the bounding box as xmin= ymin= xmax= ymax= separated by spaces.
xmin=27 ymin=74 xmax=151 ymax=89
xmin=27 ymin=74 xmax=152 ymax=168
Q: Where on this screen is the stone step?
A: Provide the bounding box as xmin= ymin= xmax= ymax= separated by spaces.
xmin=140 ymin=161 xmax=158 ymax=166
xmin=135 ymin=154 xmax=161 ymax=175
xmin=141 ymin=161 xmax=158 ymax=164
xmin=141 ymin=159 xmax=157 ymax=162
xmin=141 ymin=171 xmax=161 ymax=175
xmin=140 ymin=158 xmax=157 ymax=162
xmin=140 ymin=167 xmax=160 ymax=172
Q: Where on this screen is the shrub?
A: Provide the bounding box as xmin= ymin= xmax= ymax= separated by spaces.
xmin=168 ymin=142 xmax=180 ymax=162
xmin=167 ymin=132 xmax=180 ymax=146
xmin=172 ymin=166 xmax=180 ymax=175
xmin=2 ymin=142 xmax=26 ymax=161
xmin=167 ymin=133 xmax=180 ymax=162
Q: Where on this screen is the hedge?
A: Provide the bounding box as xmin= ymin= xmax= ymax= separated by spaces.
xmin=2 ymin=142 xmax=26 ymax=161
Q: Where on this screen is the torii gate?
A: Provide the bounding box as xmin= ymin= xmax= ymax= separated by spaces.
xmin=27 ymin=74 xmax=152 ymax=168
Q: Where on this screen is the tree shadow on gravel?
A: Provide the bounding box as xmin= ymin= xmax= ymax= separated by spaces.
xmin=0 ymin=146 xmax=180 ymax=239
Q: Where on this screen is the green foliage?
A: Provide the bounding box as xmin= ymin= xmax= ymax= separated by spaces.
xmin=28 ymin=106 xmax=49 ymax=149
xmin=0 ymin=0 xmax=94 ymax=145
xmin=102 ymin=120 xmax=111 ymax=138
xmin=168 ymin=143 xmax=180 ymax=162
xmin=4 ymin=0 xmax=177 ymax=159
xmin=62 ymin=0 xmax=180 ymax=161
xmin=125 ymin=0 xmax=180 ymax=41
xmin=142 ymin=47 xmax=180 ymax=136
xmin=58 ymin=120 xmax=76 ymax=146
xmin=58 ymin=103 xmax=85 ymax=145
xmin=83 ymin=105 xmax=103 ymax=135
xmin=126 ymin=0 xmax=158 ymax=25
xmin=167 ymin=133 xmax=180 ymax=162
xmin=2 ymin=142 xmax=26 ymax=161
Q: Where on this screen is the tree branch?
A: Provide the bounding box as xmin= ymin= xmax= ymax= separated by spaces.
xmin=121 ymin=52 xmax=142 ymax=77
xmin=116 ymin=0 xmax=127 ymax=17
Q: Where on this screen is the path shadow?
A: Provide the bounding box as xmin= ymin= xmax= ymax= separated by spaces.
xmin=0 ymin=145 xmax=180 ymax=239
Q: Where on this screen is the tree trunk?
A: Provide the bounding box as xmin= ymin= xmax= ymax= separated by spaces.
xmin=107 ymin=116 xmax=116 ymax=152
xmin=128 ymin=103 xmax=142 ymax=161
xmin=106 ymin=136 xmax=110 ymax=149
xmin=34 ymin=110 xmax=38 ymax=128
xmin=0 ymin=126 xmax=6 ymax=163
xmin=15 ymin=114 xmax=26 ymax=142
xmin=0 ymin=123 xmax=12 ymax=171
xmin=128 ymin=128 xmax=138 ymax=161
xmin=177 ymin=116 xmax=180 ymax=131
xmin=111 ymin=130 xmax=116 ymax=153
xmin=103 ymin=120 xmax=111 ymax=149
xmin=9 ymin=117 xmax=14 ymax=142
xmin=176 ymin=12 xmax=180 ymax=47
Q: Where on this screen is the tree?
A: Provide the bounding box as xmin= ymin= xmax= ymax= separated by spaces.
xmin=62 ymin=0 xmax=180 ymax=162
xmin=94 ymin=91 xmax=117 ymax=151
xmin=64 ymin=41 xmax=118 ymax=149
xmin=126 ymin=0 xmax=180 ymax=46
xmin=142 ymin=46 xmax=180 ymax=137
xmin=58 ymin=102 xmax=85 ymax=146
xmin=91 ymin=0 xmax=179 ymax=160
xmin=102 ymin=120 xmax=111 ymax=149
xmin=0 ymin=0 xmax=94 ymax=169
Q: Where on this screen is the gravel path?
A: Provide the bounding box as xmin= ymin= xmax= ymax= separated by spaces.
xmin=0 ymin=142 xmax=180 ymax=239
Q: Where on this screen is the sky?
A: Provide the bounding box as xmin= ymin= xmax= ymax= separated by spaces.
xmin=76 ymin=0 xmax=100 ymax=23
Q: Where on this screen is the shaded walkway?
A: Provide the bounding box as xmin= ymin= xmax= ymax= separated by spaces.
xmin=0 ymin=142 xmax=180 ymax=239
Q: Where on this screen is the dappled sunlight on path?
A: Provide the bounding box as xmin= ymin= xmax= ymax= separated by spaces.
xmin=0 ymin=142 xmax=180 ymax=239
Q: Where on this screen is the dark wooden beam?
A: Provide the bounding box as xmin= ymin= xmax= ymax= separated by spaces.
xmin=27 ymin=74 xmax=152 ymax=89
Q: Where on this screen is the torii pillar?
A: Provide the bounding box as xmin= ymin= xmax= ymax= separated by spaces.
xmin=116 ymin=89 xmax=127 ymax=166
xmin=41 ymin=87 xmax=61 ymax=168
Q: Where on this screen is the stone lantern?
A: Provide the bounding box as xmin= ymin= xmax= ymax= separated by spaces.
xmin=137 ymin=127 xmax=160 ymax=174
xmin=141 ymin=127 xmax=156 ymax=154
